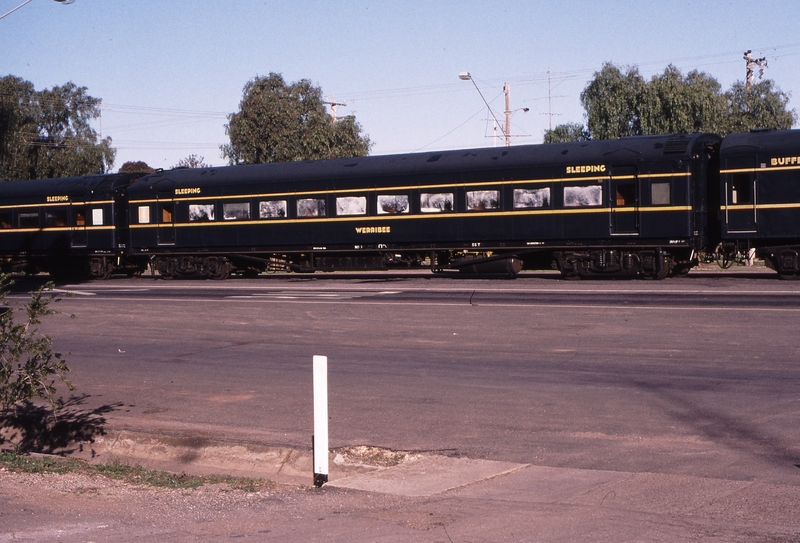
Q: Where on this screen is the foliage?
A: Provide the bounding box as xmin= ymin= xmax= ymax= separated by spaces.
xmin=0 ymin=276 xmax=72 ymax=415
xmin=173 ymin=154 xmax=210 ymax=169
xmin=580 ymin=63 xmax=648 ymax=140
xmin=544 ymin=62 xmax=796 ymax=142
xmin=721 ymin=79 xmax=796 ymax=135
xmin=542 ymin=122 xmax=591 ymax=143
xmin=639 ymin=66 xmax=727 ymax=135
xmin=118 ymin=161 xmax=155 ymax=174
xmin=221 ymin=73 xmax=372 ymax=165
xmin=0 ymin=75 xmax=115 ymax=181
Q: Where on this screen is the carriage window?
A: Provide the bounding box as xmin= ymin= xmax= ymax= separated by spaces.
xmin=615 ymin=183 xmax=635 ymax=206
xmin=514 ymin=187 xmax=550 ymax=208
xmin=297 ymin=198 xmax=326 ymax=218
xmin=0 ymin=211 xmax=12 ymax=229
xmin=223 ymin=202 xmax=250 ymax=220
xmin=92 ymin=208 xmax=104 ymax=226
xmin=189 ymin=204 xmax=215 ymax=221
xmin=74 ymin=208 xmax=86 ymax=226
xmin=45 ymin=209 xmax=68 ymax=227
xmin=730 ymin=174 xmax=752 ymax=204
xmin=377 ymin=194 xmax=409 ymax=214
xmin=466 ymin=190 xmax=499 ymax=211
xmin=651 ymin=182 xmax=671 ymax=205
xmin=138 ymin=206 xmax=150 ymax=224
xmin=19 ymin=211 xmax=39 ymax=228
xmin=564 ymin=185 xmax=603 ymax=207
xmin=259 ymin=200 xmax=287 ymax=218
xmin=160 ymin=204 xmax=173 ymax=223
xmin=420 ymin=193 xmax=453 ymax=213
xmin=336 ymin=196 xmax=367 ymax=216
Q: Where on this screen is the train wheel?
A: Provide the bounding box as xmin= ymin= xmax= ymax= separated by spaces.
xmin=207 ymin=257 xmax=231 ymax=280
xmin=670 ymin=265 xmax=691 ymax=277
xmin=91 ymin=259 xmax=113 ymax=280
xmin=153 ymin=257 xmax=174 ymax=279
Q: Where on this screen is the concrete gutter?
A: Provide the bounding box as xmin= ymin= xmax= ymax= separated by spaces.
xmin=75 ymin=430 xmax=529 ymax=495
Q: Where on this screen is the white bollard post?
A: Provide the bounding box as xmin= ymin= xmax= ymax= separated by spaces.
xmin=313 ymin=355 xmax=328 ymax=487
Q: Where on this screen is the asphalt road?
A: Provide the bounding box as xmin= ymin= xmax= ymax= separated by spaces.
xmin=9 ymin=270 xmax=800 ymax=486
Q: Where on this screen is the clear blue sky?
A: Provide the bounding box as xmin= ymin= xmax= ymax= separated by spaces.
xmin=2 ymin=0 xmax=799 ymax=170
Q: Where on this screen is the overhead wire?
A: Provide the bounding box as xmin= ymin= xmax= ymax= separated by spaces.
xmin=5 ymin=42 xmax=800 ymax=156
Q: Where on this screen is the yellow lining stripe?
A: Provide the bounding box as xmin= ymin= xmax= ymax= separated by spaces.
xmin=0 ymin=226 xmax=115 ymax=234
xmin=725 ymin=202 xmax=800 ymax=211
xmin=0 ymin=200 xmax=114 ymax=211
xmin=130 ymin=205 xmax=693 ymax=229
xmin=128 ymin=172 xmax=688 ymax=204
xmin=721 ymin=164 xmax=800 ymax=174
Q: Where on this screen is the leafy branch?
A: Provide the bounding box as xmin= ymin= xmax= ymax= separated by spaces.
xmin=0 ymin=275 xmax=73 ymax=416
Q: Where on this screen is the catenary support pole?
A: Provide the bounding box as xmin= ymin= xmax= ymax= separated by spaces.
xmin=313 ymin=355 xmax=329 ymax=487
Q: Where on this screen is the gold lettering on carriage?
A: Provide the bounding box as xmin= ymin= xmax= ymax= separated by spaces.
xmin=770 ymin=156 xmax=800 ymax=167
xmin=566 ymin=164 xmax=606 ymax=174
xmin=46 ymin=195 xmax=69 ymax=203
xmin=355 ymin=226 xmax=391 ymax=234
xmin=175 ymin=187 xmax=201 ymax=195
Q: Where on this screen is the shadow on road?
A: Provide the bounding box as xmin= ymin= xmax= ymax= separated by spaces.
xmin=0 ymin=394 xmax=123 ymax=455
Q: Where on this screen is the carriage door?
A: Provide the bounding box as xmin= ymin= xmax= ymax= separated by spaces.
xmin=71 ymin=203 xmax=87 ymax=247
xmin=157 ymin=192 xmax=176 ymax=245
xmin=724 ymin=159 xmax=757 ymax=233
xmin=610 ymin=167 xmax=639 ymax=235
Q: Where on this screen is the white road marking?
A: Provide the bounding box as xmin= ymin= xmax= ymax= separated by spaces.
xmin=226 ymin=290 xmax=400 ymax=300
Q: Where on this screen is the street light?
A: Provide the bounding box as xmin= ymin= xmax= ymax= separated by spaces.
xmin=1 ymin=0 xmax=74 ymax=21
xmin=460 ymin=73 xmax=529 ymax=147
xmin=459 ymin=72 xmax=508 ymax=145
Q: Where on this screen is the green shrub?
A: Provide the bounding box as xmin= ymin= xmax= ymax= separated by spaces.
xmin=0 ymin=275 xmax=73 ymax=415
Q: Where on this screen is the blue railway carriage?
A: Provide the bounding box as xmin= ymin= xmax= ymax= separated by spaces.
xmin=0 ymin=173 xmax=143 ymax=279
xmin=720 ymin=130 xmax=800 ymax=278
xmin=126 ymin=132 xmax=721 ymax=279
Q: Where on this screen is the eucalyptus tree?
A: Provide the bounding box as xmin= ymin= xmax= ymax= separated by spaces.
xmin=0 ymin=76 xmax=114 ymax=181
xmin=221 ymin=73 xmax=372 ymax=165
xmin=544 ymin=62 xmax=795 ymax=142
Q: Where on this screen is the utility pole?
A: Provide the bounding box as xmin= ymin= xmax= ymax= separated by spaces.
xmin=743 ymin=50 xmax=768 ymax=115
xmin=502 ymin=82 xmax=529 ymax=147
xmin=460 ymin=72 xmax=527 ymax=147
xmin=323 ymin=98 xmax=347 ymax=123
xmin=743 ymin=50 xmax=768 ymax=91
xmin=539 ymin=69 xmax=564 ymax=134
xmin=504 ymin=82 xmax=511 ymax=147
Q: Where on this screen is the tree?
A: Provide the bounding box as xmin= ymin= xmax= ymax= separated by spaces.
xmin=0 ymin=276 xmax=72 ymax=416
xmin=221 ymin=73 xmax=372 ymax=165
xmin=721 ymin=79 xmax=796 ymax=135
xmin=0 ymin=76 xmax=115 ymax=181
xmin=579 ymin=63 xmax=647 ymax=140
xmin=118 ymin=161 xmax=155 ymax=174
xmin=173 ymin=154 xmax=210 ymax=169
xmin=543 ymin=122 xmax=591 ymax=143
xmin=639 ymin=66 xmax=727 ymax=135
xmin=544 ymin=62 xmax=796 ymax=142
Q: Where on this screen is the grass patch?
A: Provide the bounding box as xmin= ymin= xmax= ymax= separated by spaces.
xmin=0 ymin=450 xmax=272 ymax=491
xmin=0 ymin=450 xmax=85 ymax=474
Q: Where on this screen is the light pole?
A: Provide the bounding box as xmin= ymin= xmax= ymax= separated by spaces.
xmin=502 ymin=82 xmax=529 ymax=147
xmin=460 ymin=72 xmax=528 ymax=147
xmin=459 ymin=72 xmax=507 ymax=146
xmin=1 ymin=0 xmax=74 ymax=21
